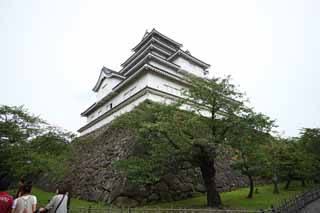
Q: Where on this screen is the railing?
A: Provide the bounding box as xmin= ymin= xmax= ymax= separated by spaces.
xmin=69 ymin=187 xmax=320 ymax=213
xmin=69 ymin=207 xmax=259 ymax=213
xmin=270 ymin=187 xmax=320 ymax=213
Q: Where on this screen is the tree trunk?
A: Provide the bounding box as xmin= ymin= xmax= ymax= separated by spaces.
xmin=247 ymin=175 xmax=254 ymax=198
xmin=284 ymin=178 xmax=291 ymax=190
xmin=272 ymin=175 xmax=279 ymax=194
xmin=272 ymin=179 xmax=279 ymax=194
xmin=302 ymin=179 xmax=306 ymax=187
xmin=200 ymin=158 xmax=221 ymax=207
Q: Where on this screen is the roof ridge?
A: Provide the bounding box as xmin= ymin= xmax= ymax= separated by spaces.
xmin=132 ymin=29 xmax=182 ymax=52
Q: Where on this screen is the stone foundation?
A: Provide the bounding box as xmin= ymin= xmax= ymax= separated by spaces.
xmin=61 ymin=125 xmax=248 ymax=207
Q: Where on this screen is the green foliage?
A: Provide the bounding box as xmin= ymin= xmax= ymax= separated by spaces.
xmin=277 ymin=138 xmax=313 ymax=181
xmin=0 ymin=105 xmax=75 ymax=182
xmin=0 ymin=105 xmax=44 ymax=143
xmin=112 ymin=74 xmax=318 ymax=206
xmin=262 ymin=134 xmax=318 ymax=191
xmin=113 ymin=74 xmax=253 ymax=207
xmin=113 ymin=101 xmax=203 ymax=186
xmin=300 ymin=128 xmax=320 ymax=180
xmin=184 ymin=74 xmax=247 ymax=146
xmin=228 ymin=111 xmax=275 ymax=197
xmin=229 ymin=111 xmax=274 ymax=175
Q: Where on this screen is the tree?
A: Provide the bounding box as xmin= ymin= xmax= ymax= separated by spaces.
xmin=228 ymin=111 xmax=274 ymax=198
xmin=300 ymin=128 xmax=320 ymax=182
xmin=114 ymin=74 xmax=250 ymax=207
xmin=0 ymin=105 xmax=74 ymax=182
xmin=113 ymin=101 xmax=208 ymax=185
xmin=262 ymin=137 xmax=285 ymax=194
xmin=276 ymin=138 xmax=313 ymax=190
xmin=182 ymin=75 xmax=250 ymax=206
xmin=0 ymin=105 xmax=43 ymax=179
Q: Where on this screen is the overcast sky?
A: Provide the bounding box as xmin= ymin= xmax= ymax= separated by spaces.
xmin=1 ymin=0 xmax=319 ymax=137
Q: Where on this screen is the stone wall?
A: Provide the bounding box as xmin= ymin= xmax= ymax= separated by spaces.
xmin=63 ymin=125 xmax=248 ymax=207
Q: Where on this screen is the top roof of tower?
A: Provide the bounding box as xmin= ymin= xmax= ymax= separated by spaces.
xmin=131 ymin=28 xmax=183 ymax=52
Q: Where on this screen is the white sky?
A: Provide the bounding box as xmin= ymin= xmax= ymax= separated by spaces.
xmin=1 ymin=0 xmax=319 ymax=137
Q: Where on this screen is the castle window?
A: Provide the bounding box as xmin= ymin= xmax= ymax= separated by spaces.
xmin=106 ymin=103 xmax=113 ymax=110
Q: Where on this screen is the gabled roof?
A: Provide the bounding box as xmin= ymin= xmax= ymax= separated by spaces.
xmin=92 ymin=67 xmax=125 ymax=92
xmin=132 ymin=29 xmax=183 ymax=52
xmin=168 ymin=50 xmax=210 ymax=69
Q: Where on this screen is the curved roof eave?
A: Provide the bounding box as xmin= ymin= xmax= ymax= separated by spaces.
xmin=168 ymin=50 xmax=210 ymax=69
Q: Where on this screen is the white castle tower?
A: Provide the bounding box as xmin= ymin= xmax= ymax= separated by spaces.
xmin=79 ymin=29 xmax=210 ymax=135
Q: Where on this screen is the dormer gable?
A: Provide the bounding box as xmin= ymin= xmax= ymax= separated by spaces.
xmin=93 ymin=67 xmax=125 ymax=102
xmin=93 ymin=67 xmax=125 ymax=92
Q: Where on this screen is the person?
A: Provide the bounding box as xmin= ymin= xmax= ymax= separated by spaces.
xmin=15 ymin=177 xmax=25 ymax=198
xmin=12 ymin=182 xmax=37 ymax=213
xmin=0 ymin=176 xmax=14 ymax=213
xmin=39 ymin=185 xmax=68 ymax=213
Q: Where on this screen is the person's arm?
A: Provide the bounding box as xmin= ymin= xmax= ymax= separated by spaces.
xmin=40 ymin=195 xmax=56 ymax=212
xmin=32 ymin=204 xmax=36 ymax=212
xmin=11 ymin=199 xmax=17 ymax=213
xmin=32 ymin=196 xmax=37 ymax=212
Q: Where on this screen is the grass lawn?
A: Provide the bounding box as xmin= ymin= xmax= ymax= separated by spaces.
xmin=9 ymin=181 xmax=314 ymax=210
xmin=148 ymin=182 xmax=314 ymax=210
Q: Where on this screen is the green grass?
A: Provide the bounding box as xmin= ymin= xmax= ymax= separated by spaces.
xmin=9 ymin=182 xmax=314 ymax=210
xmin=148 ymin=182 xmax=314 ymax=210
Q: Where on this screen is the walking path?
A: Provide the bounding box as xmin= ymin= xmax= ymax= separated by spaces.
xmin=301 ymin=198 xmax=320 ymax=213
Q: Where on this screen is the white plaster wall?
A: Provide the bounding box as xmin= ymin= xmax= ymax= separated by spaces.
xmin=146 ymin=72 xmax=186 ymax=97
xmin=81 ymin=94 xmax=151 ymax=135
xmin=87 ymin=74 xmax=150 ymax=123
xmin=96 ymin=77 xmax=122 ymax=101
xmin=173 ymin=57 xmax=205 ymax=77
xmin=81 ymin=91 xmax=176 ymax=136
xmin=86 ymin=71 xmax=188 ymax=124
xmin=82 ymin=71 xmax=209 ymax=135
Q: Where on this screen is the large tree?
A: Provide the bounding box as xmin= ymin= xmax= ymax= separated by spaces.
xmin=0 ymin=105 xmax=74 ymax=182
xmin=182 ymin=75 xmax=250 ymax=206
xmin=114 ymin=75 xmax=251 ymax=207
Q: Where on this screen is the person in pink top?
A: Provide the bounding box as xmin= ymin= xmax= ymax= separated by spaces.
xmin=0 ymin=177 xmax=13 ymax=213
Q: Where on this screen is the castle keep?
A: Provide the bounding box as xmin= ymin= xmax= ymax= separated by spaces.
xmin=79 ymin=29 xmax=210 ymax=135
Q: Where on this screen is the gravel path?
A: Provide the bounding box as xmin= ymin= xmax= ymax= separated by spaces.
xmin=301 ymin=199 xmax=320 ymax=213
